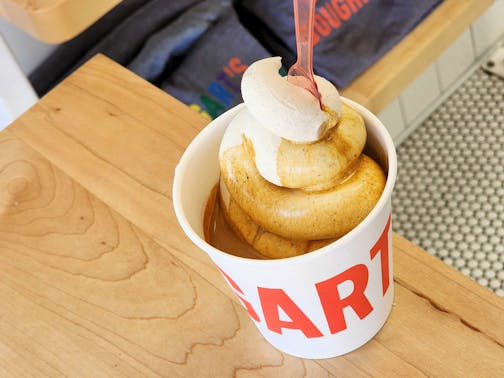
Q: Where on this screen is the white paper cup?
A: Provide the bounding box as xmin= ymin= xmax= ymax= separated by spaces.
xmin=173 ymin=98 xmax=397 ymax=359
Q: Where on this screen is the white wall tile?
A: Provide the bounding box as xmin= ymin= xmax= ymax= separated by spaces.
xmin=378 ymin=98 xmax=405 ymax=142
xmin=436 ymin=30 xmax=475 ymax=90
xmin=0 ymin=18 xmax=57 ymax=76
xmin=471 ymin=0 xmax=504 ymax=57
xmin=399 ymin=64 xmax=441 ymax=125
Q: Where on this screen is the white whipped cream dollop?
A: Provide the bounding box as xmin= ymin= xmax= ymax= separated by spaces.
xmin=219 ymin=57 xmax=342 ymax=187
xmin=242 ymin=57 xmax=341 ymax=143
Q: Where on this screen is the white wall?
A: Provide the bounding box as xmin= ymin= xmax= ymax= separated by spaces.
xmin=378 ymin=0 xmax=504 ymax=145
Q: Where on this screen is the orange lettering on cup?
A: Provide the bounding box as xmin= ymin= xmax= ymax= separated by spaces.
xmin=370 ymin=214 xmax=392 ymax=296
xmin=218 ymin=267 xmax=261 ymax=322
xmin=258 ymin=287 xmax=323 ymax=338
xmin=316 ymin=264 xmax=373 ymax=334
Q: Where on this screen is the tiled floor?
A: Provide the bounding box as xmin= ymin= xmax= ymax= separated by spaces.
xmin=393 ymin=68 xmax=504 ymax=297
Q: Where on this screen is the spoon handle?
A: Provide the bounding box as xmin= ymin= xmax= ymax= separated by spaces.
xmin=294 ymin=0 xmax=315 ymax=77
xmin=288 ymin=0 xmax=321 ymax=105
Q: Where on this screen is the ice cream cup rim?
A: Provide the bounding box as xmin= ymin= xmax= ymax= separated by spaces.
xmin=173 ymin=97 xmax=397 ymax=266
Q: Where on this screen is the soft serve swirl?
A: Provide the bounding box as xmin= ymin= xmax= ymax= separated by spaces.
xmin=218 ymin=57 xmax=385 ymax=258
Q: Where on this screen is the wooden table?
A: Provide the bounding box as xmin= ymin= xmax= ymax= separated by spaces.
xmin=1 ymin=55 xmax=503 ymax=376
xmin=0 ymin=0 xmax=121 ymax=43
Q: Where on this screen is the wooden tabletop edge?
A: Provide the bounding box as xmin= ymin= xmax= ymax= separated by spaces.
xmin=393 ymin=233 xmax=504 ymax=309
xmin=0 ymin=0 xmax=122 ymax=43
xmin=76 ymin=54 xmax=210 ymax=129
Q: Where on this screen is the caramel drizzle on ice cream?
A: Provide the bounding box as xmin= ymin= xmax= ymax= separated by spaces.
xmin=218 ymin=57 xmax=386 ymax=258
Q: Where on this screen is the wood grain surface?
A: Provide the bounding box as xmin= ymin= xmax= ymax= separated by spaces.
xmin=0 ymin=0 xmax=120 ymax=43
xmin=2 ymin=54 xmax=504 ymax=376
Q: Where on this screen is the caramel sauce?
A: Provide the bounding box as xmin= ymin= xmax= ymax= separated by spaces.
xmin=204 ymin=184 xmax=267 ymax=260
xmin=204 ymin=102 xmax=389 ymax=260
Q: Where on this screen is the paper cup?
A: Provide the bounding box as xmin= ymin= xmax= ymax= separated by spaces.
xmin=173 ymin=98 xmax=397 ymax=359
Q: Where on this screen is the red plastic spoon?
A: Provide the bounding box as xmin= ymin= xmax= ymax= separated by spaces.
xmin=287 ymin=0 xmax=322 ymax=107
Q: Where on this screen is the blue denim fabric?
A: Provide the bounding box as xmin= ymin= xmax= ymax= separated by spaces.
xmin=128 ymin=0 xmax=231 ymax=83
xmin=238 ymin=0 xmax=443 ymax=88
xmin=77 ymin=0 xmax=200 ymax=66
xmin=30 ymin=0 xmax=443 ymax=109
xmin=29 ymin=0 xmax=147 ymax=95
xmin=30 ymin=0 xmax=200 ymax=96
xmin=162 ymin=9 xmax=271 ymax=119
